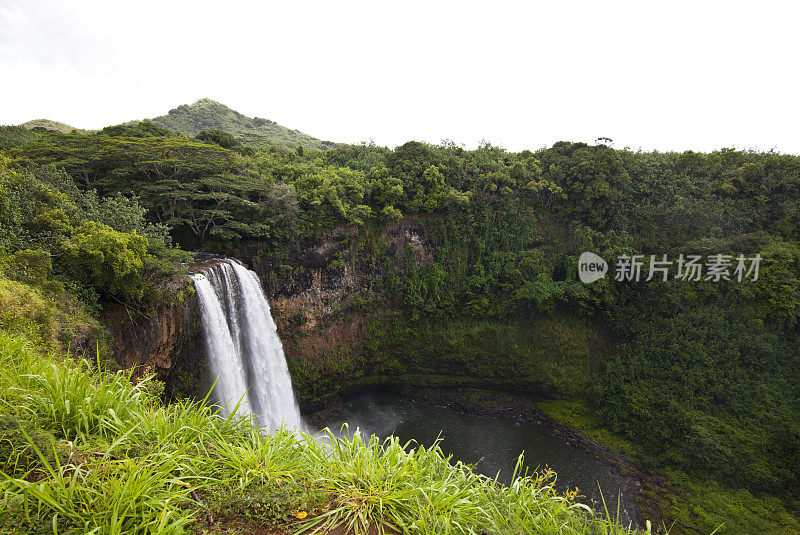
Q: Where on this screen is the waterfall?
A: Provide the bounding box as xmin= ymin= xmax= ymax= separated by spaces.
xmin=191 ymin=259 xmax=303 ymax=432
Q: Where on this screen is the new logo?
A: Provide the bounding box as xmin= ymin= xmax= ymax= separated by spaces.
xmin=578 ymin=252 xmax=608 ymax=283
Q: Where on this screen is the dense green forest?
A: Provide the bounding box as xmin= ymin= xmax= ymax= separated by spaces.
xmin=1 ymin=120 xmax=799 ymax=533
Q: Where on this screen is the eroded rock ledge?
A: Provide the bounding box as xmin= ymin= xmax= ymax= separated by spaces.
xmin=101 ymin=276 xmax=207 ymax=399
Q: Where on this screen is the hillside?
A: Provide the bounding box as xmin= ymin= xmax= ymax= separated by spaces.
xmin=18 ymin=118 xmax=89 ymax=134
xmin=149 ymin=98 xmax=337 ymax=150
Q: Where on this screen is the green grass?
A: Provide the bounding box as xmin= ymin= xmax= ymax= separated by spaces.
xmin=537 ymin=399 xmax=641 ymax=460
xmin=0 ymin=275 xmax=103 ymax=355
xmin=0 ymin=333 xmax=648 ymax=535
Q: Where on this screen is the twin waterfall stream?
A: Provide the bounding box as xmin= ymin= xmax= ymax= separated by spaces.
xmin=190 ymin=259 xmax=302 ymax=431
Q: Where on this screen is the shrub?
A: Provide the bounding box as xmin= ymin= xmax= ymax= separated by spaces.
xmin=8 ymin=248 xmax=52 ymax=285
xmin=60 ymin=221 xmax=150 ymax=302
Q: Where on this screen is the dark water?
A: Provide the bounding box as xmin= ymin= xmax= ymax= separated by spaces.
xmin=319 ymin=393 xmax=639 ymax=527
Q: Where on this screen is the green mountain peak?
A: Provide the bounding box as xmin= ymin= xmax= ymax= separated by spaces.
xmin=18 ymin=119 xmax=89 ymax=134
xmin=149 ymin=99 xmax=336 ymax=150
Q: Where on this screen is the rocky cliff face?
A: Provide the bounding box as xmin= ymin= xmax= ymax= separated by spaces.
xmin=101 ymin=218 xmax=432 ymax=406
xmin=220 ymin=217 xmax=605 ymax=412
xmin=218 ymin=217 xmax=438 ymax=410
xmin=105 ymin=216 xmax=607 ymax=412
xmin=101 ymin=276 xmax=207 ymax=400
xmin=225 ymin=217 xmax=434 ymax=333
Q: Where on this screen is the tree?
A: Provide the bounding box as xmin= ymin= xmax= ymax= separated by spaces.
xmin=99 ymin=121 xmax=173 ymax=138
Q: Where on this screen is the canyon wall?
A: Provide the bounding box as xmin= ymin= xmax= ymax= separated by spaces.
xmin=101 ymin=277 xmax=209 ymax=400
xmin=105 ymin=217 xmax=606 ymax=412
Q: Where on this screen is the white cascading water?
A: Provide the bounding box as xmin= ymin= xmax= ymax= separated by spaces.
xmin=191 ymin=259 xmax=303 ymax=432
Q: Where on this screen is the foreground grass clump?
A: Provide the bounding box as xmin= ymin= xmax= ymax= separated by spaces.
xmin=0 ymin=334 xmax=646 ymax=535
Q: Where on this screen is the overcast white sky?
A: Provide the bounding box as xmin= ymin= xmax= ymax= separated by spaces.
xmin=1 ymin=0 xmax=798 ymax=153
